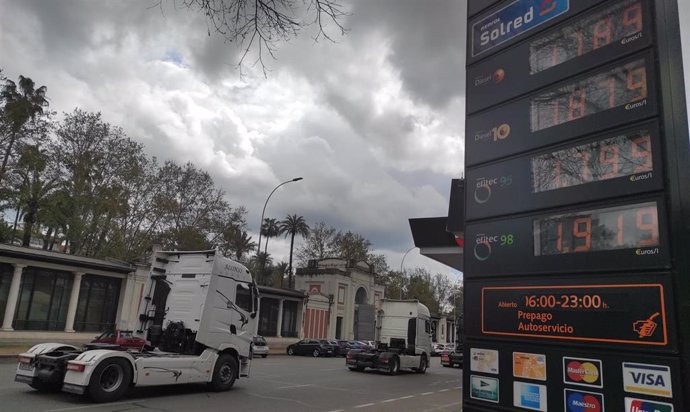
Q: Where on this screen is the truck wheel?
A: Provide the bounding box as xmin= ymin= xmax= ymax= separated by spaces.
xmin=209 ymin=354 xmax=238 ymax=392
xmin=312 ymin=349 xmax=321 ymax=358
xmin=388 ymin=357 xmax=400 ymax=375
xmin=287 ymin=347 xmax=294 ymax=356
xmin=416 ymin=356 xmax=428 ymax=374
xmin=87 ymin=358 xmax=132 ymax=403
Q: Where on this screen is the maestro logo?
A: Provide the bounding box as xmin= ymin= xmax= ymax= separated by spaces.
xmin=565 ymin=389 xmax=603 ymax=412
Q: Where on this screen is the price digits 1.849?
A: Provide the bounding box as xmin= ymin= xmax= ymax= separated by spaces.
xmin=534 ymin=202 xmax=659 ymax=256
xmin=530 ymin=58 xmax=647 ymax=132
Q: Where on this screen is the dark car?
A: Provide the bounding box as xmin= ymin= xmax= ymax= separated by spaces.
xmin=335 ymin=340 xmax=350 ymax=356
xmin=441 ymin=347 xmax=463 ymax=368
xmin=325 ymin=340 xmax=342 ymax=356
xmin=88 ymin=330 xmax=146 ymax=351
xmin=286 ymin=339 xmax=335 ymax=357
xmin=345 ymin=340 xmax=368 ymax=351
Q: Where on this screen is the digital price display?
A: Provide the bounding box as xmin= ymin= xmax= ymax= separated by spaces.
xmin=534 ymin=202 xmax=658 ymax=256
xmin=465 ymin=122 xmax=662 ymax=220
xmin=467 ymin=0 xmax=652 ymax=114
xmin=465 ymin=197 xmax=669 ymax=277
xmin=472 ymin=281 xmax=672 ymax=348
xmin=531 ymin=58 xmax=647 ymax=132
xmin=466 ymin=51 xmax=657 ymax=167
xmin=468 ymin=0 xmax=607 ymax=65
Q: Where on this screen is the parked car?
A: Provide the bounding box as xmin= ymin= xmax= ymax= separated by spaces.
xmin=87 ymin=330 xmax=146 ymax=351
xmin=253 ymin=335 xmax=269 ymax=358
xmin=432 ymin=343 xmax=449 ymax=356
xmin=326 ymin=340 xmax=342 ymax=356
xmin=441 ymin=347 xmax=463 ymax=368
xmin=346 ymin=341 xmax=368 ymax=351
xmin=362 ymin=340 xmax=376 ymax=349
xmin=286 ymin=339 xmax=335 ymax=357
xmin=335 ymin=340 xmax=350 ymax=356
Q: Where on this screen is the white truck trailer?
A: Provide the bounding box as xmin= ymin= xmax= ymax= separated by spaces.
xmin=15 ymin=250 xmax=259 ymax=402
xmin=346 ymin=299 xmax=432 ymax=374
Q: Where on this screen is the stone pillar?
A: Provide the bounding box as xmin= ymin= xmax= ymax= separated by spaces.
xmin=276 ymin=299 xmax=284 ymax=338
xmin=1 ymin=264 xmax=26 ymax=331
xmin=64 ymin=272 xmax=84 ymax=333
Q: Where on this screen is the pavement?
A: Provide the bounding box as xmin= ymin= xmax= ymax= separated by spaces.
xmin=0 ymin=354 xmax=463 ymax=412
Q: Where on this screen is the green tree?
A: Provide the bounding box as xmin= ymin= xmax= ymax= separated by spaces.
xmin=223 ymin=228 xmax=256 ymax=262
xmin=279 ymin=214 xmax=309 ymax=288
xmin=261 ymin=217 xmax=280 ymax=255
xmin=295 ymin=221 xmax=337 ymax=266
xmin=331 ymin=230 xmax=370 ymax=262
xmin=0 ymin=75 xmax=49 ymax=185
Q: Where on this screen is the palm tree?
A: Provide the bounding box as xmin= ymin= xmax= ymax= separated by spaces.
xmin=0 ymin=75 xmax=49 ymax=184
xmin=278 ymin=214 xmax=309 ymax=288
xmin=261 ymin=217 xmax=280 ymax=255
xmin=227 ymin=228 xmax=257 ymax=262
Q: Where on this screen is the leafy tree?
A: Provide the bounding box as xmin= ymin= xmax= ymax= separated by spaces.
xmin=295 ymin=221 xmax=337 ymax=266
xmin=11 ymin=143 xmax=61 ymax=246
xmin=0 ymin=75 xmax=49 ymax=185
xmin=171 ymin=0 xmax=348 ymax=73
xmin=279 ymin=214 xmax=309 ymax=288
xmin=331 ymin=230 xmax=370 ymax=262
xmin=223 ymin=227 xmax=256 ymax=262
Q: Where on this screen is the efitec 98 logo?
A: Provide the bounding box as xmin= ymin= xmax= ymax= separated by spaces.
xmin=474 ymin=233 xmax=516 ymax=261
xmin=474 ymin=175 xmax=513 ymax=204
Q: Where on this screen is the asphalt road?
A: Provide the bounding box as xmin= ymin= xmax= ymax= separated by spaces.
xmin=0 ymin=355 xmax=462 ymax=412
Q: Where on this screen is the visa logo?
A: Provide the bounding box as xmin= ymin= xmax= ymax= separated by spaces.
xmin=472 ymin=0 xmax=569 ymax=57
xmin=630 ymin=372 xmax=665 ymax=387
xmin=623 ymin=363 xmax=673 ymax=398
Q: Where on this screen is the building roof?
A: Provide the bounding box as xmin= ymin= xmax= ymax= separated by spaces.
xmin=258 ymin=285 xmax=308 ymax=299
xmin=408 ymin=217 xmax=463 ymax=271
xmin=0 ymin=243 xmax=135 ymax=274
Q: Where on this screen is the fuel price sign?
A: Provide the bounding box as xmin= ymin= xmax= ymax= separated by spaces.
xmin=465 ymin=121 xmax=663 ymax=220
xmin=468 ymin=0 xmax=652 ymax=114
xmin=466 ymin=51 xmax=657 ymax=166
xmin=465 ymin=197 xmax=669 ymax=276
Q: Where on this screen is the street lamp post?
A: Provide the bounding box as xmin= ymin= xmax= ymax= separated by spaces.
xmin=256 ymin=177 xmax=303 ymax=259
xmin=399 ymin=246 xmax=416 ymax=299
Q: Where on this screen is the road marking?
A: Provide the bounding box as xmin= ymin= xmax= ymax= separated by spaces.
xmin=327 ymin=410 xmax=344 ymax=412
xmin=421 ymin=392 xmax=435 ymax=396
xmin=455 ymin=385 xmax=462 ymax=389
xmin=354 ymin=403 xmax=376 ymax=408
xmin=398 ymin=395 xmax=414 ymax=400
xmin=46 ymin=401 xmax=138 ymax=411
xmin=438 ymin=388 xmax=450 ymax=392
xmin=381 ymin=399 xmax=398 ymax=403
xmin=277 ymin=383 xmax=316 ymax=389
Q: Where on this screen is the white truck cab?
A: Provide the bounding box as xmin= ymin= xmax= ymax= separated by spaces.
xmin=15 ymin=250 xmax=259 ymax=402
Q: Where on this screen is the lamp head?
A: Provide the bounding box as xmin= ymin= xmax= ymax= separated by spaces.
xmin=292 ymin=177 xmax=303 ymax=182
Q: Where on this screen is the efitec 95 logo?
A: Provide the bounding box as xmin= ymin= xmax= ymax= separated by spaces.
xmin=474 ymin=175 xmax=513 ymax=204
xmin=472 ymin=0 xmax=570 ymax=57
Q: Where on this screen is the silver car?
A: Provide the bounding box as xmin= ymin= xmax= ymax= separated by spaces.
xmin=253 ymin=335 xmax=269 ymax=358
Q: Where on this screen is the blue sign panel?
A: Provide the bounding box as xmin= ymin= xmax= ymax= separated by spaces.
xmin=472 ymin=0 xmax=570 ymax=57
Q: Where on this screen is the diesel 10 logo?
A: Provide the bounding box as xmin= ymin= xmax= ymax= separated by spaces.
xmin=472 ymin=0 xmax=570 ymax=57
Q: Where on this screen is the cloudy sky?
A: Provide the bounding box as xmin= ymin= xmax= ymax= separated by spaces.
xmin=1 ymin=0 xmax=689 ymax=280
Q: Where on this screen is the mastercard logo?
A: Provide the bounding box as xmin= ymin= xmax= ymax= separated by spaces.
xmin=567 ymin=361 xmax=600 ymax=384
